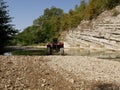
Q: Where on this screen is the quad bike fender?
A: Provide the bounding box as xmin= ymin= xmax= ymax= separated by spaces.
xmin=47 ymin=43 xmax=52 ymax=47
xmin=58 ymin=42 xmax=64 ymax=48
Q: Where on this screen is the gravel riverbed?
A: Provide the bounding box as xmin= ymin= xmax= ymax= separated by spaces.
xmin=0 ymin=55 xmax=120 ymax=90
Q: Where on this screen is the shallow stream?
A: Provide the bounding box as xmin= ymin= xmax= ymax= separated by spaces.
xmin=66 ymin=48 xmax=120 ymax=61
xmin=3 ymin=47 xmax=120 ymax=61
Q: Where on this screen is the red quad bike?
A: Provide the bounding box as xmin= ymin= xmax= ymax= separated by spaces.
xmin=46 ymin=38 xmax=64 ymax=55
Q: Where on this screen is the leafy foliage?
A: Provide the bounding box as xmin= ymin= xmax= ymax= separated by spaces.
xmin=0 ymin=0 xmax=17 ymax=54
xmin=85 ymin=0 xmax=120 ymax=19
xmin=16 ymin=7 xmax=64 ymax=45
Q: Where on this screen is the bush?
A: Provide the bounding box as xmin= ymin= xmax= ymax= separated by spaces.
xmin=112 ymin=9 xmax=120 ymax=16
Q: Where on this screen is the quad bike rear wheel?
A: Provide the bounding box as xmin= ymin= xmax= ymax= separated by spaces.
xmin=60 ymin=48 xmax=64 ymax=55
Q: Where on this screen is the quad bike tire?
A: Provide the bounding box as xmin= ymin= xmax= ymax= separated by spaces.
xmin=60 ymin=48 xmax=64 ymax=55
xmin=46 ymin=47 xmax=52 ymax=55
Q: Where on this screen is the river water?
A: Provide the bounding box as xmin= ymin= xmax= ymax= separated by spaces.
xmin=3 ymin=47 xmax=120 ymax=61
xmin=65 ymin=48 xmax=120 ymax=60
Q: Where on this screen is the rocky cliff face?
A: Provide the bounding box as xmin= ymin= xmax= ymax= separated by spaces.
xmin=64 ymin=6 xmax=120 ymax=50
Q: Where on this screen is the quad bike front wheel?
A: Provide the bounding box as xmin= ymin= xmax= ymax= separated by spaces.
xmin=46 ymin=47 xmax=52 ymax=55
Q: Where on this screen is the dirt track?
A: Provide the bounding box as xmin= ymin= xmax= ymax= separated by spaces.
xmin=0 ymin=56 xmax=120 ymax=90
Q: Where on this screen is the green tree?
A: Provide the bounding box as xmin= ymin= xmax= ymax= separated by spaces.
xmin=60 ymin=13 xmax=71 ymax=30
xmin=0 ymin=0 xmax=16 ymax=54
xmin=17 ymin=6 xmax=64 ymax=44
xmin=84 ymin=0 xmax=120 ymax=20
xmin=105 ymin=0 xmax=120 ymax=9
xmin=68 ymin=0 xmax=86 ymax=27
